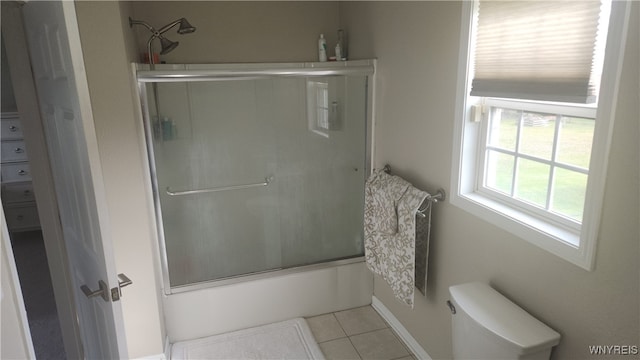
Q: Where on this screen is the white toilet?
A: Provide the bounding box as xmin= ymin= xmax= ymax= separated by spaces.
xmin=448 ymin=282 xmax=561 ymax=360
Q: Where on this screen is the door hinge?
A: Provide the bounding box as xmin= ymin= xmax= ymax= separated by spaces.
xmin=111 ymin=273 xmax=133 ymax=302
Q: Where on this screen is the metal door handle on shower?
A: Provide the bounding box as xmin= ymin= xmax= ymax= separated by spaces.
xmin=166 ymin=176 xmax=274 ymax=196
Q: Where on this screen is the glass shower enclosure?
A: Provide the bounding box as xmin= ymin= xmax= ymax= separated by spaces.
xmin=137 ymin=61 xmax=374 ymax=292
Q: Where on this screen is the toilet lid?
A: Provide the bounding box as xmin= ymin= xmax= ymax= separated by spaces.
xmin=449 ymin=282 xmax=561 ymax=354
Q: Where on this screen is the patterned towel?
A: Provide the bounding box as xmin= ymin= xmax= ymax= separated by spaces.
xmin=364 ymin=169 xmax=429 ymax=307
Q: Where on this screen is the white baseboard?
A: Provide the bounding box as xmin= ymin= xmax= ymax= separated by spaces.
xmin=371 ymin=296 xmax=432 ymax=360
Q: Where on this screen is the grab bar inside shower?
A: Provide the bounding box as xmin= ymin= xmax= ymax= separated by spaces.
xmin=166 ymin=176 xmax=274 ymax=196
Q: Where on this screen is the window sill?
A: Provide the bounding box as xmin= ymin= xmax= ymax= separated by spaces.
xmin=450 ymin=190 xmax=593 ymax=270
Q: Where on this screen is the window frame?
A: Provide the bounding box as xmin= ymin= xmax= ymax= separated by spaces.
xmin=476 ymin=98 xmax=596 ymax=234
xmin=450 ymin=0 xmax=632 ymax=270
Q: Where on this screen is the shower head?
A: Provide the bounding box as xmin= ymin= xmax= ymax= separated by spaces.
xmin=159 ymin=36 xmax=179 ymax=55
xmin=177 ymin=18 xmax=196 ymax=34
xmin=129 ymin=16 xmax=196 ymax=64
xmin=157 ymin=17 xmax=197 ymax=36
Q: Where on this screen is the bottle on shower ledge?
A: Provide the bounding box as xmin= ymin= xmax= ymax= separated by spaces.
xmin=318 ymin=34 xmax=327 ymax=62
xmin=335 ymin=43 xmax=343 ymax=62
xmin=338 ymin=29 xmax=347 ymax=60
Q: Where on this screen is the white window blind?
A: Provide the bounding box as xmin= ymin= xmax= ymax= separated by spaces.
xmin=471 ymin=1 xmax=604 ymax=104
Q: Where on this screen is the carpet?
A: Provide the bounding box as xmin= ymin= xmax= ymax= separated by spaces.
xmin=11 ymin=230 xmax=67 ymax=359
xmin=171 ymin=318 xmax=325 ymax=359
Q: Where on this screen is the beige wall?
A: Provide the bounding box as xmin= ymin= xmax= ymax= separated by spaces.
xmin=75 ymin=2 xmax=166 ymax=358
xmin=129 ymin=1 xmax=340 ymax=64
xmin=340 ymin=1 xmax=639 ymax=359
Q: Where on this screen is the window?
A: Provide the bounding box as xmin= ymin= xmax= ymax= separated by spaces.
xmin=451 ymin=1 xmax=632 ymax=269
xmin=479 ymin=99 xmax=597 ymax=237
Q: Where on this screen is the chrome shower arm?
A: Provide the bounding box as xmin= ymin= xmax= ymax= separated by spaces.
xmin=157 ymin=19 xmax=183 ymax=35
xmin=129 ymin=17 xmax=156 ymax=34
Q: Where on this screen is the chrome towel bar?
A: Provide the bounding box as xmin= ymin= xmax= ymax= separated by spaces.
xmin=382 ymin=165 xmax=445 ymax=218
xmin=166 ymin=176 xmax=274 ymax=196
xmin=415 ymin=190 xmax=446 ymax=218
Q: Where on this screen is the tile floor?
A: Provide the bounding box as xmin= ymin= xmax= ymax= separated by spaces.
xmin=306 ymin=306 xmax=417 ymax=360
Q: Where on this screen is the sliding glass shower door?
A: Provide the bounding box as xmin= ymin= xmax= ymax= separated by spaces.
xmin=140 ymin=62 xmax=373 ymax=290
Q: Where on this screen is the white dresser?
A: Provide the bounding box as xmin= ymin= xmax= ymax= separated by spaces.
xmin=1 ymin=112 xmax=40 ymax=232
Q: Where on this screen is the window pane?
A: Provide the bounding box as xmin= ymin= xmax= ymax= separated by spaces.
xmin=515 ymin=159 xmax=549 ymax=208
xmin=519 ymin=112 xmax=556 ymax=160
xmin=485 ymin=150 xmax=514 ymax=194
xmin=556 ymin=116 xmax=594 ymax=168
xmin=551 ymin=168 xmax=587 ymax=221
xmin=488 ymin=108 xmax=518 ymax=150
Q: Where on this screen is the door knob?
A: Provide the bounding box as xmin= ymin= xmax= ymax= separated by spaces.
xmin=118 ymin=273 xmax=132 ymax=288
xmin=110 ymin=273 xmax=133 ymax=302
xmin=81 ymin=280 xmax=109 ymax=302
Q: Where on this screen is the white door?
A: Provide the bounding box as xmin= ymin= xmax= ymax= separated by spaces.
xmin=21 ymin=1 xmax=128 ymax=358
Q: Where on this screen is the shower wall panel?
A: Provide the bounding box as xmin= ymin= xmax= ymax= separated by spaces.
xmin=144 ymin=71 xmax=369 ymax=288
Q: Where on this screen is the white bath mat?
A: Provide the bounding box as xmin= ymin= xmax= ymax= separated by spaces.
xmin=170 ymin=318 xmax=325 ymax=359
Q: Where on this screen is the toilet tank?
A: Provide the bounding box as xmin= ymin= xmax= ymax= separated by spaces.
xmin=449 ymin=282 xmax=560 ymax=360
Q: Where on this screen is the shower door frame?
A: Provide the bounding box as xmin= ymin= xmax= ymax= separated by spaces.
xmin=136 ymin=60 xmax=376 ymax=295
